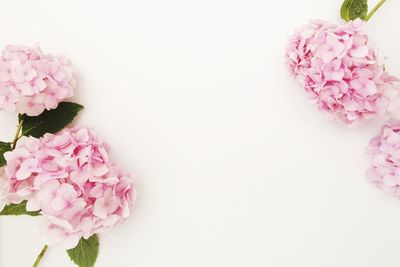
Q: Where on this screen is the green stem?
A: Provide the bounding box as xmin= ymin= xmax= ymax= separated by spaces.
xmin=365 ymin=0 xmax=386 ymax=21
xmin=11 ymin=119 xmax=23 ymax=149
xmin=32 ymin=245 xmax=48 ymax=267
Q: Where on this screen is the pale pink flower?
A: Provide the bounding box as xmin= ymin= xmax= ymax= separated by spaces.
xmin=41 ymin=218 xmax=83 ymax=249
xmin=0 ymin=126 xmax=136 ymax=249
xmin=0 ymin=45 xmax=77 ymax=116
xmin=367 ymin=120 xmax=400 ymax=196
xmin=16 ymin=95 xmax=46 ymax=118
xmin=316 ymin=33 xmax=346 ymax=63
xmin=286 ymin=19 xmax=400 ymax=125
xmin=1 ymin=137 xmax=41 ymax=204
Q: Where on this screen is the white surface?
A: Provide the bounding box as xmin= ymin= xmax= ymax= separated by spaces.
xmin=1 ymin=0 xmax=400 ymax=266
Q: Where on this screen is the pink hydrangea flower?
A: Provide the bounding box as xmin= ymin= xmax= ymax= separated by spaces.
xmin=367 ymin=120 xmax=400 ymax=196
xmin=0 ymin=45 xmax=77 ymax=116
xmin=0 ymin=126 xmax=136 ymax=249
xmin=0 ymin=137 xmax=41 ymax=204
xmin=285 ymin=19 xmax=400 ymax=124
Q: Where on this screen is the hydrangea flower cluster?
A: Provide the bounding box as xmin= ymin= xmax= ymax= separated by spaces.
xmin=286 ymin=19 xmax=400 ymax=125
xmin=0 ymin=45 xmax=77 ymax=116
xmin=367 ymin=120 xmax=400 ymax=197
xmin=0 ymin=126 xmax=135 ymax=249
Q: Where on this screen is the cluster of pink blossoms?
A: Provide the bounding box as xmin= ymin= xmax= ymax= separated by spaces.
xmin=367 ymin=120 xmax=400 ymax=197
xmin=0 ymin=126 xmax=135 ymax=249
xmin=0 ymin=45 xmax=77 ymax=116
xmin=286 ymin=19 xmax=400 ymax=124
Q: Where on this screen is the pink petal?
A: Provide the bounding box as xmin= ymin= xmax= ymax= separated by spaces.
xmin=0 ymin=71 xmax=10 ymax=82
xmin=350 ymin=45 xmax=369 ymax=58
xmin=93 ymin=198 xmax=107 ymax=219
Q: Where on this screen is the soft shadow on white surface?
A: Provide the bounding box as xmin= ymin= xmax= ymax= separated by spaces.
xmin=1 ymin=0 xmax=400 ymax=266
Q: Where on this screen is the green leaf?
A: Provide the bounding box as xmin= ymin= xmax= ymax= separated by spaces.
xmin=341 ymin=0 xmax=368 ymax=21
xmin=0 ymin=200 xmax=40 ymax=216
xmin=67 ymin=235 xmax=99 ymax=267
xmin=20 ymin=102 xmax=84 ymax=138
xmin=0 ymin=141 xmax=11 ymax=167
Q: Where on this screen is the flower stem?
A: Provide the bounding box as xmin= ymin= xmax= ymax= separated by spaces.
xmin=11 ymin=119 xmax=23 ymax=149
xmin=365 ymin=0 xmax=386 ymax=21
xmin=32 ymin=245 xmax=48 ymax=267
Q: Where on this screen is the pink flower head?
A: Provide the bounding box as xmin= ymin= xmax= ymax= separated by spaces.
xmin=0 ymin=45 xmax=77 ymax=116
xmin=0 ymin=126 xmax=136 ymax=249
xmin=285 ymin=19 xmax=400 ymax=125
xmin=367 ymin=120 xmax=400 ymax=196
xmin=1 ymin=137 xmax=41 ymax=204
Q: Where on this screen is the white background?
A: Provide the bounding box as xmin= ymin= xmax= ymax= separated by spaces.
xmin=1 ymin=0 xmax=400 ymax=266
